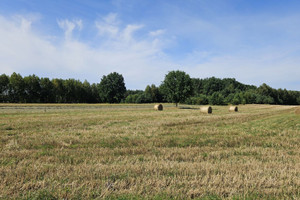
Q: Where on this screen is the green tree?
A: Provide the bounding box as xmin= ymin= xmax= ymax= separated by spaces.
xmin=209 ymin=92 xmax=225 ymax=105
xmin=52 ymin=79 xmax=66 ymax=103
xmin=63 ymin=79 xmax=84 ymax=103
xmin=124 ymin=90 xmax=143 ymax=103
xmin=242 ymin=90 xmax=257 ymax=104
xmin=90 ymin=83 xmax=100 ymax=103
xmin=144 ymin=84 xmax=162 ymax=103
xmin=0 ymin=74 xmax=10 ymax=102
xmin=255 ymin=94 xmax=275 ymax=104
xmin=186 ymin=94 xmax=208 ymax=105
xmin=23 ymin=74 xmax=41 ymax=103
xmin=40 ymin=77 xmax=54 ymax=103
xmin=82 ymin=80 xmax=93 ymax=103
xmin=125 ymin=94 xmax=138 ymax=103
xmin=230 ymin=92 xmax=247 ymax=105
xmin=257 ymin=83 xmax=277 ymax=104
xmin=98 ymin=72 xmax=126 ymax=103
xmin=9 ymin=72 xmax=25 ymax=102
xmin=203 ymin=77 xmax=223 ymax=95
xmin=160 ymin=70 xmax=193 ymax=107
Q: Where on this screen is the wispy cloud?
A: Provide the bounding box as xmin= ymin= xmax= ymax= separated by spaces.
xmin=0 ymin=14 xmax=173 ymax=89
xmin=95 ymin=13 xmax=145 ymax=47
xmin=149 ymin=29 xmax=166 ymax=37
xmin=0 ymin=4 xmax=300 ymax=90
xmin=57 ymin=19 xmax=82 ymax=39
xmin=95 ymin=13 xmax=119 ymax=38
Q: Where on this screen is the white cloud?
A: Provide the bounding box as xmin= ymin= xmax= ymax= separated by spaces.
xmin=103 ymin=13 xmax=119 ymax=25
xmin=95 ymin=13 xmax=144 ymax=45
xmin=149 ymin=29 xmax=166 ymax=37
xmin=121 ymin=24 xmax=143 ymax=42
xmin=95 ymin=13 xmax=119 ymax=37
xmin=57 ymin=19 xmax=82 ymax=39
xmin=0 ymin=14 xmax=172 ymax=89
xmin=0 ymin=15 xmax=57 ymax=73
xmin=1 ymin=12 xmax=299 ymax=91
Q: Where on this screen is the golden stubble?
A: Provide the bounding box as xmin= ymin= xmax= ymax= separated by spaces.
xmin=0 ymin=104 xmax=299 ymax=199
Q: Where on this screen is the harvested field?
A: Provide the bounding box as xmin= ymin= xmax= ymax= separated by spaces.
xmin=0 ymin=104 xmax=299 ymax=199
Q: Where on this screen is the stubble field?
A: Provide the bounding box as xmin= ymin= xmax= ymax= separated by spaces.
xmin=0 ymin=104 xmax=299 ymax=199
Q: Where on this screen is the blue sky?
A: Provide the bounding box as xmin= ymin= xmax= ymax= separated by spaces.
xmin=0 ymin=0 xmax=299 ymax=90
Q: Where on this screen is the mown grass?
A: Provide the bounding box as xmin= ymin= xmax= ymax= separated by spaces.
xmin=0 ymin=104 xmax=299 ymax=199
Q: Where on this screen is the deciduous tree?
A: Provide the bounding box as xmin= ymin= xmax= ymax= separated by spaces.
xmin=98 ymin=72 xmax=126 ymax=103
xmin=160 ymin=70 xmax=193 ymax=107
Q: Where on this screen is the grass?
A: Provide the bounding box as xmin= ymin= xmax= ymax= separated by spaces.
xmin=0 ymin=104 xmax=299 ymax=199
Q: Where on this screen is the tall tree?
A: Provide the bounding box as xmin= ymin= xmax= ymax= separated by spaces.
xmin=40 ymin=77 xmax=54 ymax=103
xmin=144 ymin=84 xmax=162 ymax=102
xmin=90 ymin=83 xmax=100 ymax=103
xmin=23 ymin=74 xmax=41 ymax=103
xmin=52 ymin=79 xmax=66 ymax=103
xmin=9 ymin=72 xmax=25 ymax=102
xmin=0 ymin=74 xmax=10 ymax=102
xmin=98 ymin=72 xmax=126 ymax=103
xmin=160 ymin=70 xmax=193 ymax=107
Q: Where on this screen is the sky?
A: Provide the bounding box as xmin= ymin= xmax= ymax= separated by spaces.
xmin=0 ymin=0 xmax=300 ymax=90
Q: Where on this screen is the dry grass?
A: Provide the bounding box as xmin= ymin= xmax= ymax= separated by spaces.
xmin=0 ymin=104 xmax=299 ymax=199
xmin=295 ymin=106 xmax=300 ymax=115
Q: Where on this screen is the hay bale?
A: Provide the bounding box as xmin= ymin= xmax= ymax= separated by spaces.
xmin=200 ymin=106 xmax=212 ymax=114
xmin=154 ymin=104 xmax=163 ymax=111
xmin=295 ymin=107 xmax=300 ymax=115
xmin=229 ymin=106 xmax=238 ymax=112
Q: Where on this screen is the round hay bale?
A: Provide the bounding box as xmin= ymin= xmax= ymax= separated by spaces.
xmin=295 ymin=107 xmax=300 ymax=115
xmin=200 ymin=106 xmax=212 ymax=114
xmin=154 ymin=104 xmax=163 ymax=111
xmin=229 ymin=106 xmax=238 ymax=112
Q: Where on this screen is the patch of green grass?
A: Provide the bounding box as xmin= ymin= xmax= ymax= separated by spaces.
xmin=33 ymin=143 xmax=55 ymax=150
xmin=36 ymin=150 xmax=54 ymax=157
xmin=4 ymin=126 xmax=14 ymax=130
xmin=21 ymin=190 xmax=58 ymax=200
xmin=0 ymin=157 xmax=19 ymax=166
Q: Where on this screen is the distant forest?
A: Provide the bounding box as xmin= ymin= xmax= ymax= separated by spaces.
xmin=1 ymin=72 xmax=299 ymax=105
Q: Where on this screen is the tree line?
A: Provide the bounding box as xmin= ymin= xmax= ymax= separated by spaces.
xmin=0 ymin=71 xmax=299 ymax=105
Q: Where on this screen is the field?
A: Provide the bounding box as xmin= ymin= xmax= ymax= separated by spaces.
xmin=0 ymin=104 xmax=299 ymax=199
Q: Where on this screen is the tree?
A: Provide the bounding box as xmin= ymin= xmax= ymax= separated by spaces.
xmin=209 ymin=92 xmax=225 ymax=105
xmin=203 ymin=77 xmax=223 ymax=95
xmin=98 ymin=72 xmax=126 ymax=103
xmin=82 ymin=80 xmax=93 ymax=103
xmin=90 ymin=83 xmax=100 ymax=103
xmin=40 ymin=77 xmax=54 ymax=103
xmin=160 ymin=70 xmax=193 ymax=107
xmin=242 ymin=90 xmax=257 ymax=104
xmin=52 ymin=79 xmax=66 ymax=103
xmin=9 ymin=72 xmax=25 ymax=102
xmin=23 ymin=74 xmax=41 ymax=103
xmin=257 ymin=83 xmax=277 ymax=104
xmin=186 ymin=94 xmax=208 ymax=105
xmin=0 ymin=74 xmax=9 ymax=102
xmin=144 ymin=84 xmax=162 ymax=102
xmin=63 ymin=79 xmax=82 ymax=103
